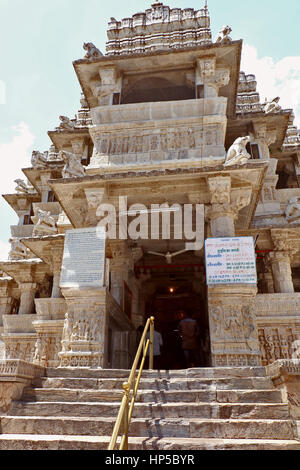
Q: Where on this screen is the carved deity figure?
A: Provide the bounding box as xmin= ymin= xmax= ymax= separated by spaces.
xmin=215 ymin=25 xmax=232 ymax=44
xmin=224 ymin=136 xmax=251 ymax=167
xmin=285 ymin=197 xmax=300 ymax=222
xmin=32 ymin=209 xmax=57 ymax=236
xmin=31 ymin=150 xmax=49 ymax=169
xmin=263 ymin=97 xmax=281 ymax=114
xmin=59 ymin=150 xmax=85 ymax=178
xmin=83 ymin=42 xmax=103 ymax=60
xmin=14 ymin=179 xmax=35 ymax=195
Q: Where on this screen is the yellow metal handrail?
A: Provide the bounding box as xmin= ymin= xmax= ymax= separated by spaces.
xmin=108 ymin=316 xmax=155 ymax=450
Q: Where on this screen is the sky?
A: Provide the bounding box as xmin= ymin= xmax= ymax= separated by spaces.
xmin=0 ymin=0 xmax=300 ymax=259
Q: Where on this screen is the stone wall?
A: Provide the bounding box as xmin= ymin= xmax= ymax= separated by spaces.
xmin=254 ymin=294 xmax=300 ymax=365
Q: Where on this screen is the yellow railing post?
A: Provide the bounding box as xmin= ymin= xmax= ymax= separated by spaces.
xmin=149 ymin=316 xmax=154 ymax=370
xmin=120 ymin=382 xmax=130 ymax=450
xmin=108 ymin=317 xmax=155 ymax=450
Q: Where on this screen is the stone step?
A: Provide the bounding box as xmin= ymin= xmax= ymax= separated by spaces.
xmin=21 ymin=387 xmax=283 ymax=404
xmin=0 ymin=417 xmax=296 ymax=440
xmin=45 ymin=367 xmax=267 ymax=380
xmin=0 ymin=435 xmax=300 ymax=451
xmin=4 ymin=402 xmax=291 ymax=420
xmin=33 ymin=376 xmax=273 ymax=391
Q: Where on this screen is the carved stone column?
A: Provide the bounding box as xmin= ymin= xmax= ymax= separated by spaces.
xmin=267 ymin=251 xmax=294 ymax=294
xmin=208 ymin=285 xmax=261 ymax=367
xmin=18 ymin=283 xmax=37 ymax=315
xmin=0 ymin=278 xmax=14 ymax=324
xmin=109 ymin=241 xmax=132 ymax=307
xmin=267 ymin=230 xmax=299 ymax=294
xmin=206 ymin=176 xmax=252 ymax=238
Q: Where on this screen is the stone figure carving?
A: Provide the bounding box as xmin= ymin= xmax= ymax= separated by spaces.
xmin=83 ymin=42 xmax=103 ymax=60
xmin=59 ymin=150 xmax=85 ymax=178
xmin=215 ymin=25 xmax=232 ymax=44
xmin=285 ymin=197 xmax=300 ymax=222
xmin=224 ymin=136 xmax=251 ymax=167
xmin=32 ymin=209 xmax=57 ymax=236
xmin=58 ymin=115 xmax=76 ymax=131
xmin=8 ymin=238 xmax=31 ymax=260
xmin=263 ymin=97 xmax=281 ymax=114
xmin=14 ymin=179 xmax=35 ymax=195
xmin=148 ymin=249 xmax=189 ymax=264
xmin=31 ymin=150 xmax=49 ymax=169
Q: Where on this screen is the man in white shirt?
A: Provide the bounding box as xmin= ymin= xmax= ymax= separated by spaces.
xmin=146 ymin=329 xmax=163 ymax=370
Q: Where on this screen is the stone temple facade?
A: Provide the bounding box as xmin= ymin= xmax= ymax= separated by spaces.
xmin=1 ymin=1 xmax=300 ymax=416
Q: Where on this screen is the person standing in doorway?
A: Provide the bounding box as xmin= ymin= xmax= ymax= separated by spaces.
xmin=178 ymin=311 xmax=200 ymax=368
xmin=146 ymin=327 xmax=163 ymax=370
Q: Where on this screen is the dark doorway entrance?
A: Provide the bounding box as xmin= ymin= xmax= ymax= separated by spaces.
xmin=145 ymin=283 xmax=210 ymax=369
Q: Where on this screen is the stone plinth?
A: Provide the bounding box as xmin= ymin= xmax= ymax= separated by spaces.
xmin=266 ymin=359 xmax=300 ymax=419
xmin=2 ymin=315 xmax=37 ymax=362
xmin=59 ymin=288 xmax=108 ymax=368
xmin=0 ymin=359 xmax=44 ymax=413
xmin=32 ymin=298 xmax=67 ymax=367
xmin=208 ymin=284 xmax=261 ymax=367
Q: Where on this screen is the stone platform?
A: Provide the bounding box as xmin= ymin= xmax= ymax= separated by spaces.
xmin=0 ymin=366 xmax=300 ymax=450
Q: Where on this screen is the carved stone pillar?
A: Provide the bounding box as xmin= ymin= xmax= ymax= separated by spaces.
xmin=18 ymin=283 xmax=37 ymax=315
xmin=39 ymin=172 xmax=53 ymax=203
xmin=109 ymin=241 xmax=132 ymax=307
xmin=267 ymin=230 xmax=300 ymax=294
xmin=0 ymin=278 xmax=14 ymax=324
xmin=206 ymin=176 xmax=252 ymax=238
xmin=267 ymin=251 xmax=294 ymax=294
xmin=196 ymin=57 xmax=230 ymax=98
xmin=208 ymin=285 xmax=261 ymax=367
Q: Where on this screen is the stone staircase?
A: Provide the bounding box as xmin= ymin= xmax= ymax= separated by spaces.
xmin=0 ymin=366 xmax=300 ymax=450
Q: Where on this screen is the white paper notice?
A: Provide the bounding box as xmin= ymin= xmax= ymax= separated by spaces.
xmin=205 ymin=237 xmax=257 ymax=285
xmin=60 ymin=227 xmax=106 ymax=288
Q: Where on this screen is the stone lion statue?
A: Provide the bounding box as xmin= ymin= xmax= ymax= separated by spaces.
xmin=215 ymin=25 xmax=232 ymax=44
xmin=59 ymin=150 xmax=86 ymax=178
xmin=263 ymin=97 xmax=281 ymax=114
xmin=14 ymin=179 xmax=35 ymax=194
xmin=8 ymin=238 xmax=30 ymax=260
xmin=33 ymin=209 xmax=57 ymax=236
xmin=83 ymin=43 xmax=103 ymax=60
xmin=58 ymin=115 xmax=76 ymax=131
xmin=285 ymin=196 xmax=300 ymax=222
xmin=31 ymin=150 xmax=49 ymax=169
xmin=224 ymin=136 xmax=251 ymax=167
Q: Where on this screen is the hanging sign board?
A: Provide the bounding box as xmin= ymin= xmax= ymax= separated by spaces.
xmin=205 ymin=237 xmax=257 ymax=285
xmin=60 ymin=227 xmax=106 ymax=288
